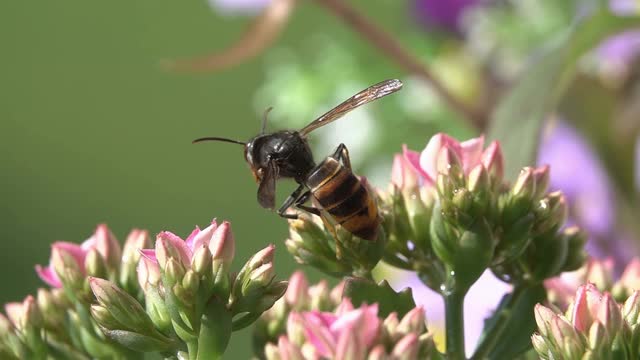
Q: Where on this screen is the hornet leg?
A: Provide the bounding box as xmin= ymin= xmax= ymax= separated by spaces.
xmin=331 ymin=143 xmax=352 ymax=170
xmin=276 ymin=183 xmax=306 ymax=219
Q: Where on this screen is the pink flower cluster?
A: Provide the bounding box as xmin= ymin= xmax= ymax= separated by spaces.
xmin=137 ymin=219 xmax=235 ymax=291
xmin=268 ymin=300 xmax=431 ymax=360
xmin=35 ymin=224 xmax=123 ymax=288
xmin=533 ymin=283 xmax=640 ymax=358
xmin=392 ymin=134 xmax=503 ymax=190
xmin=546 ymin=257 xmax=640 ymax=307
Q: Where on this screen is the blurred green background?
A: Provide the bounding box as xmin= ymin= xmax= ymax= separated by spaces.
xmin=0 ymin=1 xmax=340 ymax=357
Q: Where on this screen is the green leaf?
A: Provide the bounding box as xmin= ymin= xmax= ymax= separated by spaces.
xmin=473 ymin=284 xmax=546 ymax=360
xmin=487 ymin=8 xmax=640 ymax=181
xmin=343 ymin=278 xmax=416 ymax=318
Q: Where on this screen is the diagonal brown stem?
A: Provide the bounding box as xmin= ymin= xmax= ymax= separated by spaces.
xmin=314 ymin=0 xmax=487 ymax=129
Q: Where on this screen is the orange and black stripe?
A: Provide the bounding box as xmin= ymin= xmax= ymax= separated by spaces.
xmin=305 ymin=158 xmax=380 ymax=240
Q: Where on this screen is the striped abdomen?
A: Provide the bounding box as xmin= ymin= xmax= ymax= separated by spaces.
xmin=305 ymin=157 xmax=380 ymax=240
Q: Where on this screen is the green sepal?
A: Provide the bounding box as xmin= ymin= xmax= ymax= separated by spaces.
xmin=102 ymin=329 xmax=174 ymax=353
xmin=343 ymin=277 xmax=416 ymax=318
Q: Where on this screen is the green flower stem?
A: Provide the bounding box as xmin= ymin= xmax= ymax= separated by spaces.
xmin=470 ymin=285 xmax=526 ymax=360
xmin=444 ymin=290 xmax=467 ymax=360
xmin=187 ymin=341 xmax=198 ymax=360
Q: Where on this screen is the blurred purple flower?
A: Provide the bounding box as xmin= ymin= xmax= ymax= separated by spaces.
xmin=610 ymin=0 xmax=640 ymax=15
xmin=597 ymin=30 xmax=640 ymax=78
xmin=538 ymin=120 xmax=637 ymax=268
xmin=208 ymin=0 xmax=271 ymax=15
xmin=412 ymin=0 xmax=481 ymax=34
xmin=388 ymin=269 xmax=510 ymax=355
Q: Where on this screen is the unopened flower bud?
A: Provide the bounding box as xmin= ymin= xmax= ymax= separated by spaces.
xmin=587 ymin=322 xmax=606 ymax=352
xmin=85 ymin=248 xmax=108 ymax=278
xmin=137 ymin=253 xmax=161 ymax=291
xmin=436 ymin=146 xmax=463 ymax=181
xmin=309 ymin=281 xmax=332 ymax=310
xmin=534 ymin=192 xmax=568 ymax=234
xmin=208 ymin=221 xmax=235 ymax=267
xmin=182 ymin=270 xmax=199 ymax=294
xmin=286 ymin=312 xmax=306 ymax=346
xmin=165 ymin=257 xmax=186 ymax=285
xmin=155 ymin=232 xmax=190 ymax=269
xmin=532 ymin=165 xmax=550 ymax=200
xmin=397 ymin=307 xmax=426 ymax=334
xmin=90 ymin=304 xmax=123 ymax=330
xmin=623 ymin=291 xmax=640 ymax=325
xmin=336 ymin=326 xmax=365 ymax=360
xmin=619 ymin=259 xmax=640 ymax=298
xmin=597 ymin=293 xmax=622 ymax=337
xmin=392 ymin=150 xmax=420 ymax=192
xmin=278 ymin=336 xmax=304 ymax=360
xmin=534 ymin=304 xmax=556 ymax=338
xmin=94 ymin=224 xmax=122 ymax=271
xmin=244 ymin=263 xmax=276 ymax=296
xmin=368 ymin=344 xmax=387 ymax=360
xmin=391 ymin=333 xmax=419 ymax=359
xmin=191 ymin=245 xmax=212 ymax=276
xmin=481 ymin=141 xmax=504 ymax=183
xmin=531 ymin=333 xmax=549 ymax=356
xmin=120 ymin=229 xmax=150 ymax=292
xmin=285 ymin=271 xmax=309 ymax=308
xmin=512 ymin=167 xmax=536 ymax=201
xmin=89 ymin=277 xmax=155 ymax=334
xmin=265 ymin=343 xmax=280 ymax=360
xmin=467 ymin=163 xmax=489 ymax=194
xmin=51 ymin=246 xmax=84 ymax=287
xmin=0 ymin=313 xmax=12 ymax=335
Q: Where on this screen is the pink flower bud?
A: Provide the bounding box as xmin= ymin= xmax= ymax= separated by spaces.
xmin=391 ymin=333 xmax=419 ymax=360
xmin=155 ymin=231 xmax=191 ymax=269
xmin=277 ymin=335 xmax=304 ymax=360
xmin=249 ymin=244 xmax=276 ymax=269
xmin=392 ymin=148 xmax=420 ymax=191
xmin=571 ymin=284 xmax=597 ymax=332
xmin=5 ymin=295 xmax=38 ymax=330
xmin=550 ymin=314 xmax=579 ymax=345
xmin=481 ymin=141 xmax=504 ymax=181
xmin=512 ymin=167 xmax=536 ymax=199
xmin=623 ymin=290 xmax=640 ymax=325
xmin=287 ymin=312 xmax=306 ymax=346
xmin=596 ymin=293 xmax=622 ymax=336
xmin=459 ymin=135 xmax=485 ymax=174
xmin=208 ymin=221 xmax=235 ymax=265
xmin=420 ymin=133 xmax=463 ymax=181
xmin=435 ymin=146 xmax=463 ymax=178
xmin=36 ymin=241 xmax=90 ymax=288
xmin=397 ymin=306 xmax=426 ymax=334
xmin=534 ymin=304 xmax=556 ymax=337
xmin=137 ymin=254 xmax=161 ymax=290
xmin=186 ymin=219 xmax=217 ymax=251
xmin=302 ymin=311 xmax=337 ymax=358
xmin=467 ymin=164 xmax=489 ymax=193
xmin=335 ymin=324 xmax=364 ymax=360
xmin=367 ymin=345 xmax=387 ymax=360
xmin=620 ymin=258 xmax=640 ymax=292
xmin=93 ymin=224 xmax=122 ymax=269
xmin=285 ymin=271 xmax=309 ymax=307
xmin=532 ymin=165 xmax=550 ymax=199
xmin=122 ymin=229 xmax=150 ymax=265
